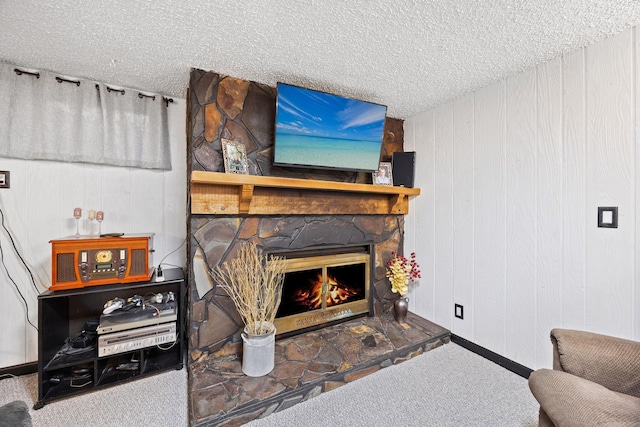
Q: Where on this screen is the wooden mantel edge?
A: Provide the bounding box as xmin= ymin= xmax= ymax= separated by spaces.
xmin=190 ymin=170 xmax=421 ymax=197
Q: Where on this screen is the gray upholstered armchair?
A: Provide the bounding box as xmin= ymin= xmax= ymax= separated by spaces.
xmin=528 ymin=328 xmax=640 ymax=427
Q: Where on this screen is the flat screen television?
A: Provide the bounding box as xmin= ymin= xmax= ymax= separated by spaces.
xmin=274 ymin=83 xmax=387 ymax=173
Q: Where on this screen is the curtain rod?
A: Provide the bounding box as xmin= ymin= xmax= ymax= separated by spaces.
xmin=138 ymin=92 xmax=174 ymax=107
xmin=56 ymin=76 xmax=80 ymax=86
xmin=13 ymin=68 xmax=39 ymax=78
xmin=13 ymin=67 xmax=174 ymax=106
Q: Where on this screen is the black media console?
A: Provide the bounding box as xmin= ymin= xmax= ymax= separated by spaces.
xmin=35 ymin=268 xmax=185 ymax=409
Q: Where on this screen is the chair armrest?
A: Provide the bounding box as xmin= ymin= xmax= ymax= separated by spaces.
xmin=551 ymin=328 xmax=640 ymax=397
xmin=529 ymin=369 xmax=640 ymax=427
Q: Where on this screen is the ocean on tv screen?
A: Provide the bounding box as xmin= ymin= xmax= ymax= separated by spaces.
xmin=274 ymin=134 xmax=382 ymax=171
xmin=275 ymin=83 xmax=387 ymax=171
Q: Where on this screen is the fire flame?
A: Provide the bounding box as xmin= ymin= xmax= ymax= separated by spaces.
xmin=292 ymin=272 xmax=360 ymax=309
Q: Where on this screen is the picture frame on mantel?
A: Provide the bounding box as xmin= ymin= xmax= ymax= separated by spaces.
xmin=222 ymin=139 xmax=249 ymax=174
xmin=372 ymin=162 xmax=393 ymax=186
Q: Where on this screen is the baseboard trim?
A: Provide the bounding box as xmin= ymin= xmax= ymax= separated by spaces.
xmin=451 ymin=334 xmax=533 ymax=379
xmin=0 ymin=361 xmax=37 ymax=378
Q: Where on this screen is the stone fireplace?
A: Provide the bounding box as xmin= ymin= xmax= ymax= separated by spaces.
xmin=186 ymin=69 xmax=449 ymax=426
xmin=190 ymin=215 xmax=405 ymax=354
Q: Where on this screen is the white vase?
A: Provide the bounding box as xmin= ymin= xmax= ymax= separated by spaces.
xmin=241 ymin=321 xmax=276 ymax=377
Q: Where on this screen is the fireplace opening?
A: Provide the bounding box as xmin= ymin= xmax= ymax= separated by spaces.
xmin=271 ymin=245 xmax=372 ymax=336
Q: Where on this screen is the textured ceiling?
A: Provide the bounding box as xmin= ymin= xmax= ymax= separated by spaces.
xmin=1 ymin=1 xmax=640 ymax=119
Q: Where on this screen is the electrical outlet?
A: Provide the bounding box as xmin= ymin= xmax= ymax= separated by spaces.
xmin=454 ymin=304 xmax=464 ymax=319
xmin=0 ymin=171 xmax=9 ymax=189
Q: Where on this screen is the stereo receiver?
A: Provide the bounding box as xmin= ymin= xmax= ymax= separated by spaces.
xmin=98 ymin=322 xmax=176 ymax=357
xmin=50 ymin=233 xmax=154 ymax=291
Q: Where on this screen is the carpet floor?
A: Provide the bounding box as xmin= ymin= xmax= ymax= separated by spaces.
xmin=0 ymin=343 xmax=539 ymax=426
xmin=246 ymin=342 xmax=539 ymax=427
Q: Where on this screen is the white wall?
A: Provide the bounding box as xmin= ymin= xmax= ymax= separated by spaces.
xmin=0 ymin=99 xmax=187 ymax=369
xmin=404 ymin=27 xmax=639 ymax=370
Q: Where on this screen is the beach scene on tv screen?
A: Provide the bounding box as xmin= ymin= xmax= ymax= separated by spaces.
xmin=275 ymin=84 xmax=387 ymax=172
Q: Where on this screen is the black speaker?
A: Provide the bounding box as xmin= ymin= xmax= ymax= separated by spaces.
xmin=391 ymin=151 xmax=415 ymax=188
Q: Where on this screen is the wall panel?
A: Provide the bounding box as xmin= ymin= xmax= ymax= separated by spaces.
xmin=504 ymin=67 xmax=537 ymax=368
xmin=452 ymin=93 xmax=475 ymax=339
xmin=408 ymin=110 xmax=436 ymax=320
xmin=585 ymin=29 xmax=634 ymax=337
xmin=534 ymin=58 xmax=564 ymax=367
xmin=405 ymin=26 xmax=640 ymax=369
xmin=130 ymin=167 xmax=164 ymax=253
xmin=403 ymin=119 xmax=418 ymax=312
xmin=103 ymin=168 xmax=132 ymax=239
xmin=0 ymin=158 xmax=34 ymax=364
xmin=561 ymin=48 xmax=587 ymax=333
xmin=434 ymin=102 xmax=455 ymax=329
xmin=635 ymin=27 xmax=640 ymax=342
xmin=473 ymin=82 xmax=507 ymax=352
xmin=162 ymin=109 xmax=189 ymax=267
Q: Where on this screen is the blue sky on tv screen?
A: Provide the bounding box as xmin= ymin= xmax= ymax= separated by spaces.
xmin=276 ymin=84 xmax=387 ymax=142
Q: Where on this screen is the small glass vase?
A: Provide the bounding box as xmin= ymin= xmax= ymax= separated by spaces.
xmin=394 ymin=296 xmax=409 ymax=322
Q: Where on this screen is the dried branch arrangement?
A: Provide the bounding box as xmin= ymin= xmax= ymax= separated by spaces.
xmin=210 ymin=243 xmax=287 ymax=335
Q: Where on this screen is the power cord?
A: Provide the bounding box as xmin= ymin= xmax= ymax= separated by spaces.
xmin=0 ymin=202 xmax=43 ymax=294
xmin=0 ymin=373 xmax=18 ymax=380
xmin=157 ymin=238 xmax=186 ymax=268
xmin=0 ymin=225 xmax=38 ymax=331
xmin=156 ymin=238 xmax=186 ymax=281
xmin=0 ymin=198 xmax=41 ymax=331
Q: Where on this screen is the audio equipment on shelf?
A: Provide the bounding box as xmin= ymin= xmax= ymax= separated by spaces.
xmin=97 ymin=322 xmax=177 ymax=357
xmin=391 ymin=151 xmax=416 ymax=188
xmin=50 ymin=233 xmax=154 ymax=291
xmin=97 ymin=293 xmax=177 ymax=334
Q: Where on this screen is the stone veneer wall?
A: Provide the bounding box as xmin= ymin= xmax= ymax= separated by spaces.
xmin=188 ymin=69 xmax=403 ymax=179
xmin=187 ymin=68 xmax=406 ymax=360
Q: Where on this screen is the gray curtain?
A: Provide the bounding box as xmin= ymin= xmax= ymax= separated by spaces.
xmin=0 ymin=62 xmax=171 ymax=170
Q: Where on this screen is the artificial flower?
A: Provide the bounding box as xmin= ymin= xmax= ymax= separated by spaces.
xmin=386 ymin=251 xmax=421 ymax=296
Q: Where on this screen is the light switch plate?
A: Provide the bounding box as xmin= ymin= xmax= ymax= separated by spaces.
xmin=0 ymin=171 xmax=9 ymax=189
xmin=598 ymin=206 xmax=617 ymax=228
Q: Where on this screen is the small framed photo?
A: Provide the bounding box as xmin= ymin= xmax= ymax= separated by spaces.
xmin=222 ymin=139 xmax=249 ymax=174
xmin=373 ymin=162 xmax=393 ymax=186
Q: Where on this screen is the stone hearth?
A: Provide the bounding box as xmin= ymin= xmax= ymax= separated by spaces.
xmin=189 ymin=312 xmax=449 ymax=426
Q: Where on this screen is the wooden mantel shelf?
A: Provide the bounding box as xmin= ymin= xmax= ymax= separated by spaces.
xmin=190 ymin=171 xmax=420 ymax=215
